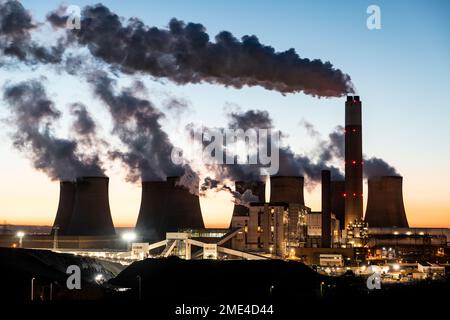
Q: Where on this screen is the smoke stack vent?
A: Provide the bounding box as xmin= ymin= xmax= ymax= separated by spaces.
xmin=51 ymin=181 xmax=76 ymax=235
xmin=345 ymin=96 xmax=363 ymax=226
xmin=365 ymin=176 xmax=409 ymax=228
xmin=321 ymin=170 xmax=332 ymax=248
xmin=67 ymin=177 xmax=115 ymax=236
xmin=270 ymin=176 xmax=305 ymax=205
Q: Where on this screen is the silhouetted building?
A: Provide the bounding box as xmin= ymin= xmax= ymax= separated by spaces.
xmin=51 ymin=181 xmax=76 ymax=235
xmin=365 ymin=176 xmax=409 ymax=228
xmin=67 ymin=177 xmax=115 ymax=236
xmin=321 ymin=170 xmax=332 ymax=248
xmin=330 ymin=180 xmax=345 ymax=228
xmin=135 ymin=176 xmax=204 ymax=241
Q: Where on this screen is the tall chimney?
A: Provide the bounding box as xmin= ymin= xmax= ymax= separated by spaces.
xmin=51 ymin=181 xmax=76 ymax=235
xmin=365 ymin=176 xmax=409 ymax=228
xmin=330 ymin=180 xmax=345 ymax=229
xmin=135 ymin=181 xmax=168 ymax=241
xmin=321 ymin=170 xmax=332 ymax=248
xmin=163 ymin=176 xmax=204 ymax=232
xmin=345 ymin=96 xmax=363 ymax=227
xmin=270 ymin=176 xmax=305 ymax=205
xmin=67 ymin=177 xmax=115 ymax=236
xmin=232 ymin=180 xmax=266 ymax=216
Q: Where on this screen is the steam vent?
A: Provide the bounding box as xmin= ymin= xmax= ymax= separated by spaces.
xmin=135 ymin=176 xmax=204 ymax=241
xmin=67 ymin=177 xmax=116 ymax=236
xmin=345 ymin=95 xmax=363 ymax=226
xmin=365 ymin=176 xmax=409 ymax=228
xmin=51 ymin=181 xmax=76 ymax=235
xmin=270 ymin=176 xmax=305 ymax=205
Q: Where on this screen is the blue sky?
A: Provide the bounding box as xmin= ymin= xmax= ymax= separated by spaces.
xmin=2 ymin=0 xmax=450 ymax=227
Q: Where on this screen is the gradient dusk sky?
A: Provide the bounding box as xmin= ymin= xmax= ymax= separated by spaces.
xmin=0 ymin=0 xmax=449 ymax=228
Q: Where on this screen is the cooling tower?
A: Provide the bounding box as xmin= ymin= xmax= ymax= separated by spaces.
xmin=232 ymin=180 xmax=266 ymax=216
xmin=321 ymin=170 xmax=332 ymax=248
xmin=51 ymin=181 xmax=76 ymax=235
xmin=270 ymin=176 xmax=305 ymax=205
xmin=365 ymin=176 xmax=409 ymax=228
xmin=163 ymin=176 xmax=204 ymax=232
xmin=135 ymin=177 xmax=204 ymax=240
xmin=330 ymin=180 xmax=345 ymax=228
xmin=67 ymin=177 xmax=116 ymax=236
xmin=135 ymin=181 xmax=168 ymax=241
xmin=345 ymin=95 xmax=363 ymax=227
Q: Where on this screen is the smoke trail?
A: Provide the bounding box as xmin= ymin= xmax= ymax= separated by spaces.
xmin=0 ymin=0 xmax=64 ymax=64
xmin=87 ymin=72 xmax=185 ymax=182
xmin=363 ymin=157 xmax=399 ymax=178
xmin=47 ymin=3 xmax=353 ymax=97
xmin=301 ymin=122 xmax=399 ymax=178
xmin=2 ymin=79 xmax=104 ymax=180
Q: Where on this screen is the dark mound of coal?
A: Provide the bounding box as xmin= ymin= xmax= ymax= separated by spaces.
xmin=110 ymin=257 xmax=327 ymax=301
xmin=0 ymin=247 xmax=119 ymax=301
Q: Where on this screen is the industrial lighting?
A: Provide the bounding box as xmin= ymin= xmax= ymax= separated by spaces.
xmin=122 ymin=232 xmax=137 ymax=242
xmin=393 ymin=231 xmax=399 ymax=235
xmin=95 ymin=274 xmax=104 ymax=282
xmin=16 ymin=231 xmax=25 ymax=248
xmin=393 ymin=264 xmax=400 ymax=271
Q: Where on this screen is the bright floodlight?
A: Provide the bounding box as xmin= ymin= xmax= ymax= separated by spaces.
xmin=16 ymin=231 xmax=25 ymax=238
xmin=122 ymin=232 xmax=136 ymax=242
xmin=393 ymin=264 xmax=400 ymax=271
xmin=95 ymin=274 xmax=104 ymax=282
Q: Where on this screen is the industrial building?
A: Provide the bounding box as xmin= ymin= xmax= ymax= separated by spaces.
xmin=4 ymin=95 xmax=443 ymax=269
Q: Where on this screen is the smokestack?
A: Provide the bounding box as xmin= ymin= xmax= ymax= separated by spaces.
xmin=135 ymin=181 xmax=168 ymax=241
xmin=163 ymin=176 xmax=204 ymax=232
xmin=67 ymin=177 xmax=115 ymax=236
xmin=270 ymin=176 xmax=305 ymax=205
xmin=345 ymin=95 xmax=363 ymax=227
xmin=51 ymin=181 xmax=76 ymax=235
xmin=330 ymin=181 xmax=345 ymax=228
xmin=365 ymin=176 xmax=409 ymax=228
xmin=232 ymin=180 xmax=266 ymax=216
xmin=321 ymin=170 xmax=332 ymax=248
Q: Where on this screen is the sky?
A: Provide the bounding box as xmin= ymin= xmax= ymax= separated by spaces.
xmin=0 ymin=0 xmax=449 ymax=228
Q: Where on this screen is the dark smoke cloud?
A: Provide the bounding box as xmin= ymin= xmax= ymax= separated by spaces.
xmin=2 ymin=79 xmax=104 ymax=180
xmin=302 ymin=122 xmax=399 ymax=178
xmin=87 ymin=72 xmax=185 ymax=182
xmin=47 ymin=3 xmax=353 ymax=97
xmin=363 ymin=157 xmax=399 ymax=178
xmin=0 ymin=0 xmax=65 ymax=64
xmin=199 ymin=109 xmax=344 ymax=198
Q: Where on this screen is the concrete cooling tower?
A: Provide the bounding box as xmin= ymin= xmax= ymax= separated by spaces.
xmin=164 ymin=176 xmax=204 ymax=231
xmin=270 ymin=176 xmax=305 ymax=205
xmin=232 ymin=180 xmax=266 ymax=216
xmin=67 ymin=177 xmax=116 ymax=236
xmin=364 ymin=176 xmax=409 ymax=228
xmin=51 ymin=181 xmax=76 ymax=235
xmin=136 ymin=176 xmax=204 ymax=241
xmin=135 ymin=181 xmax=168 ymax=241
